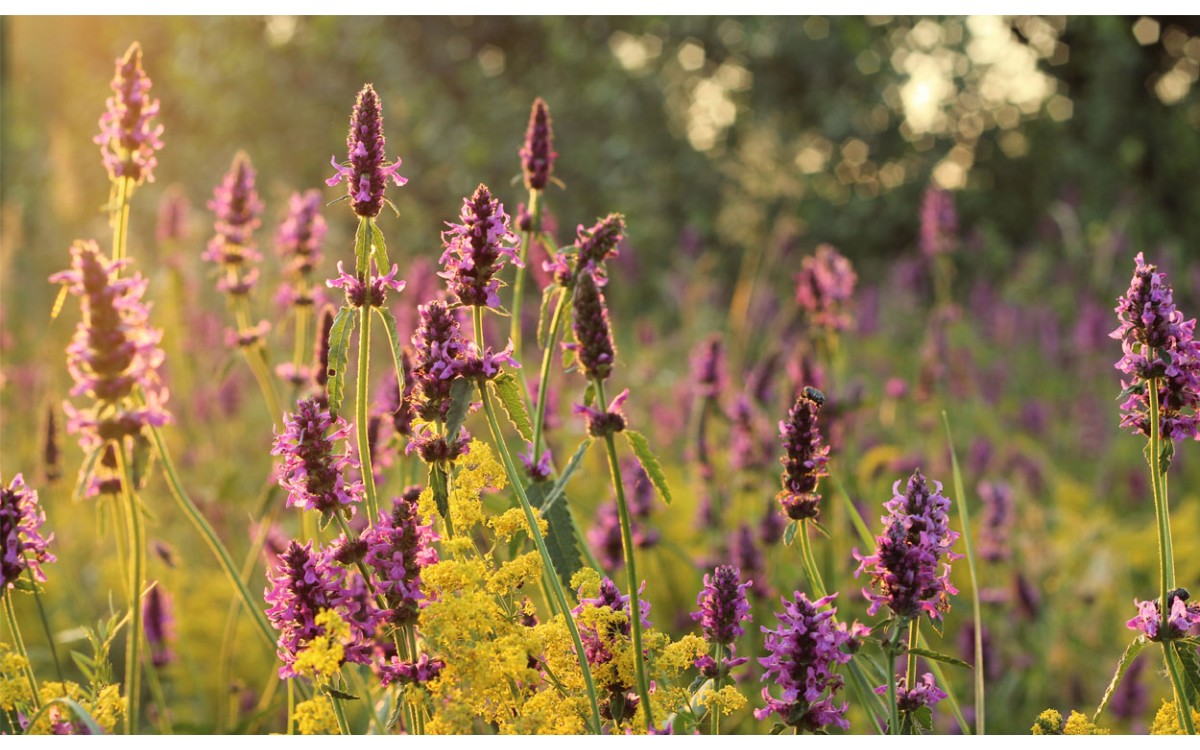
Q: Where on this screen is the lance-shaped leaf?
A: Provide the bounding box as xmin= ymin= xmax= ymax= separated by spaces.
xmin=370 ymin=218 xmax=389 ymax=269
xmin=491 ymin=373 xmax=534 ymax=442
xmin=445 ymin=378 xmax=474 ymax=441
xmin=526 ymin=482 xmax=584 ymax=592
xmin=1174 ymin=640 xmax=1200 ymax=706
xmin=373 ymin=307 xmax=405 ymax=393
xmin=354 ymin=216 xmax=371 ymax=274
xmin=1093 ymin=637 xmax=1148 ymax=721
xmin=429 ymin=464 xmax=450 ymax=524
xmin=905 ymin=647 xmax=971 ymax=670
xmin=622 ymin=430 xmax=672 ymax=505
xmin=326 ymin=306 xmax=357 ymax=417
xmin=540 ymin=438 xmax=591 ymax=513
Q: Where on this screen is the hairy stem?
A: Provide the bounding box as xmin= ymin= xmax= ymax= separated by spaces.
xmin=357 ymin=301 xmax=379 ymax=523
xmin=3 ymin=590 xmax=41 ymax=711
xmin=115 ymin=446 xmax=145 ymax=735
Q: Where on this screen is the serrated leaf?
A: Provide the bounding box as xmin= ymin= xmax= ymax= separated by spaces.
xmin=527 ymin=482 xmax=583 ymax=591
xmin=320 ymin=684 xmax=361 ymax=701
xmin=491 ymin=373 xmax=534 ymax=442
xmin=913 ymin=705 xmax=933 ymax=733
xmin=906 ymin=647 xmax=971 ymax=670
xmin=541 ymin=438 xmax=591 ymax=513
xmin=445 ymin=378 xmax=473 ymax=441
xmin=326 ymin=306 xmax=357 ymax=417
xmin=373 ymin=307 xmax=405 ymax=393
xmin=370 ymin=218 xmax=389 ymax=269
xmin=1093 ymin=637 xmax=1148 ymax=720
xmin=386 ymin=696 xmax=404 ymax=729
xmin=537 ymin=287 xmax=561 ymax=350
xmin=429 ymin=465 xmax=450 ymax=523
xmin=622 ymin=430 xmax=672 ymax=505
xmin=354 ymin=216 xmax=371 ymax=274
xmin=1174 ymin=640 xmax=1200 ymax=706
xmin=783 ymin=520 xmax=798 ymax=547
xmin=583 ymin=382 xmax=596 ymax=409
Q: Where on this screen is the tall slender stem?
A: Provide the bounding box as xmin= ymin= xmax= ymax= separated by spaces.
xmin=886 ymin=636 xmax=900 ymax=736
xmin=115 ymin=445 xmax=145 ymax=735
xmin=357 ymin=302 xmax=379 ymax=523
xmin=905 ymin=619 xmax=920 ymax=690
xmin=797 ymin=520 xmax=827 ymax=599
xmin=2 ymin=591 xmax=41 ymax=710
xmin=329 ymin=687 xmax=352 ymax=735
xmin=287 ymin=679 xmax=295 ymax=735
xmin=28 ymin=569 xmax=64 ymax=683
xmin=594 ymin=379 xmax=655 ymax=730
xmin=111 ymin=177 xmax=133 ymax=266
xmin=532 ymin=288 xmax=568 ymax=460
xmin=511 ymin=190 xmax=541 ymax=357
xmin=473 ymin=305 xmax=603 ymax=734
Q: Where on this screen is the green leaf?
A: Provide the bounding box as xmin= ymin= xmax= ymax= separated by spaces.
xmin=320 ymin=684 xmax=361 ymax=701
xmin=354 ymin=216 xmax=371 ymax=274
xmin=445 ymin=378 xmax=474 ymax=441
xmin=10 ymin=578 xmax=39 ymax=594
xmin=1173 ymin=640 xmax=1200 ymax=707
xmin=783 ymin=520 xmax=797 ymax=548
xmin=370 ymin=218 xmax=389 ymax=269
xmin=541 ymin=438 xmax=592 ymax=512
xmin=72 ymin=444 xmax=104 ymax=504
xmin=326 ymin=306 xmax=357 ymax=417
xmin=912 ymin=705 xmax=933 ymax=734
xmin=810 ymin=518 xmax=831 ymax=539
xmin=527 ymin=482 xmax=584 ymax=591
xmin=1093 ymin=636 xmax=1148 ymax=721
xmin=583 ymin=382 xmax=596 ymax=409
xmin=429 ymin=465 xmax=450 ymax=523
xmin=491 ymin=373 xmax=534 ymax=442
xmin=537 ymin=287 xmax=561 ymax=350
xmin=373 ymin=307 xmax=405 ymax=391
xmin=130 ymin=433 xmax=155 ymax=491
xmin=906 ymin=647 xmax=971 ymax=670
xmin=622 ymin=430 xmax=672 ymax=505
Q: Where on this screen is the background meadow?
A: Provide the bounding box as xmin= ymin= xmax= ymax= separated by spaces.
xmin=3 ymin=15 xmax=1200 ymax=734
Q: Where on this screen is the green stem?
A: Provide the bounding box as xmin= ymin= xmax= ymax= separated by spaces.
xmin=111 ymin=176 xmax=133 ymax=266
xmin=886 ymin=637 xmax=900 ymax=736
xmin=709 ymin=643 xmax=721 ymax=735
xmin=144 ymin=658 xmax=173 ymax=734
xmin=242 ymin=343 xmax=283 ymax=428
xmin=905 ymin=619 xmax=919 ymax=690
xmin=357 ymin=302 xmax=379 ymax=523
xmin=330 ymin=689 xmax=352 ymax=735
xmin=147 ymin=422 xmax=276 ymax=650
xmin=532 ymin=287 xmax=569 ymax=461
xmin=287 ymin=679 xmax=295 ymax=735
xmin=3 ymin=590 xmax=41 ymax=710
xmin=511 ymin=189 xmax=540 ymax=356
xmin=594 ymin=379 xmax=655 ymax=730
xmin=28 ymin=569 xmax=64 ymax=683
xmin=1165 ymin=644 xmax=1197 ymax=734
xmin=797 ymin=520 xmax=827 ymax=599
xmin=115 ymin=446 xmax=145 ymax=735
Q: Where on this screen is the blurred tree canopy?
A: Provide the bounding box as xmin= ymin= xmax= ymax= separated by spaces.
xmin=4 ymin=16 xmax=1200 ymax=303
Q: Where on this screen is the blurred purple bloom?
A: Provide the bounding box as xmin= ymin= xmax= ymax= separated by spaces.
xmin=920 ymin=185 xmax=958 ymax=257
xmin=95 ymin=42 xmax=163 ymax=185
xmin=379 ymin=653 xmax=445 ymax=687
xmin=795 ymin=244 xmax=856 ymax=333
xmin=691 ymin=335 xmax=726 ymax=403
xmin=203 ymin=151 xmax=264 ymax=269
xmin=143 ymin=583 xmax=175 ymax=668
xmin=155 ymin=184 xmax=189 ymax=244
xmin=520 ymin=97 xmax=556 ymax=191
xmin=327 ymin=84 xmax=407 ymax=218
xmin=1 ymin=474 xmax=55 ymax=589
xmin=977 ymin=480 xmax=1013 ymax=563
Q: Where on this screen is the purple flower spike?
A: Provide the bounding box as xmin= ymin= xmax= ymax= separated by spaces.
xmin=573 ymin=388 xmax=629 ymax=438
xmin=439 ymin=184 xmax=522 ymax=308
xmin=854 ymin=469 xmax=962 ymax=623
xmin=95 ymin=42 xmax=163 ymax=186
xmin=327 ymin=84 xmax=407 ymax=219
xmin=920 ymin=185 xmax=958 ymax=257
xmin=364 ymin=493 xmax=439 ymax=627
xmin=755 ymin=591 xmax=854 ymax=733
xmin=275 ymin=189 xmax=327 ymax=310
xmin=572 ymin=577 xmax=652 ymax=668
xmin=410 ymin=300 xmax=468 ymax=422
xmin=143 ymin=583 xmax=175 ymax=668
xmin=520 ymin=98 xmax=557 ymax=191
xmin=1 ymin=474 xmax=56 ymax=589
xmin=777 ymin=387 xmax=830 ymax=521
xmin=977 ymin=480 xmax=1013 ymax=563
xmin=876 ymin=672 xmax=948 ymax=711
xmin=156 ymin=185 xmax=189 ymax=244
xmin=692 ymin=565 xmax=753 ymax=646
xmin=1126 ymin=594 xmax=1200 ymax=641
xmin=1112 ymin=253 xmax=1200 ymax=442
xmin=264 ymin=541 xmax=376 ymax=679
xmin=795 ymin=244 xmax=857 ymax=333
xmin=546 ymin=213 xmax=627 ymax=288
xmin=327 ymin=260 xmax=405 ymax=308
xmin=49 ymin=241 xmax=172 ymax=453
xmin=691 ymin=335 xmax=726 ymax=402
xmin=271 ymin=397 xmax=364 ymax=515
xmin=204 ymin=151 xmax=264 ymax=267
xmin=571 ymin=270 xmax=616 ymax=381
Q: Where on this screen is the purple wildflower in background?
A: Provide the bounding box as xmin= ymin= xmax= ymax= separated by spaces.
xmin=1126 ymin=593 xmax=1200 ymax=641
xmin=589 ymin=465 xmax=658 ymax=569
xmin=43 ymin=404 xmax=61 ymax=485
xmin=203 ymin=151 xmax=264 ymax=271
xmin=49 ymin=241 xmax=172 ymax=452
xmin=363 ymin=493 xmax=439 ymax=627
xmin=520 ymin=97 xmax=556 ymax=191
xmin=271 ymin=397 xmax=364 ymax=515
xmin=977 ymin=480 xmax=1013 ymax=563
xmin=327 ymin=83 xmax=407 ymax=219
xmin=691 ymin=335 xmax=726 ymax=403
xmin=731 ymin=523 xmax=769 ymax=601
xmin=855 ymin=469 xmax=962 ymax=623
xmin=275 ymin=189 xmax=327 ymax=310
xmin=439 ymin=184 xmax=522 ymax=308
xmin=1 ymin=474 xmax=55 ymax=589
xmin=156 ymin=185 xmax=189 ymax=245
xmin=920 ymin=185 xmax=958 ymax=257
xmin=588 ymin=505 xmax=624 ymax=571
xmin=545 ymin=213 xmax=626 ymax=288
xmin=263 ymin=540 xmax=376 ymax=678
xmin=1109 ymin=653 xmax=1148 ymax=724
xmin=755 ymin=591 xmax=855 ymax=732
xmin=95 ymin=42 xmax=163 ymax=186
xmin=877 ymin=672 xmax=948 ymax=711
xmin=729 ymin=394 xmax=772 ymax=473
xmin=776 ymin=387 xmax=831 ymax=521
xmin=794 ymin=244 xmax=857 ymax=333
xmin=519 ymin=443 xmax=553 ymax=482
xmin=143 ymin=583 xmax=175 ymax=668
xmin=1112 ymin=252 xmax=1200 ymax=441
xmin=691 ymin=565 xmax=752 ymax=678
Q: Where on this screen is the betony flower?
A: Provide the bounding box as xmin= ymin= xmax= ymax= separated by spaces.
xmin=275 ymin=189 xmax=327 ymax=312
xmin=545 ymin=213 xmax=626 ymax=289
xmin=327 ymin=260 xmax=405 ymax=308
xmin=155 ymin=185 xmax=189 ymax=245
xmin=439 ymin=184 xmax=522 ymax=308
xmin=327 ymin=84 xmax=407 ymax=219
xmin=691 ymin=335 xmax=726 ymax=403
xmin=409 ymin=300 xmax=468 ymax=422
xmin=520 ymin=98 xmax=557 ymax=191
xmin=203 ymin=151 xmax=264 ymax=269
xmin=363 ymin=493 xmax=439 ymax=627
xmin=49 ymin=241 xmax=172 ymax=453
xmin=977 ymin=480 xmax=1013 ymax=563
xmin=854 ymin=470 xmax=962 ymax=623
xmin=379 ymin=653 xmax=445 ymax=687
xmin=794 ymin=244 xmax=857 ymax=333
xmin=271 ymin=397 xmax=364 ymax=516
xmin=876 ymin=672 xmax=947 ymax=711
xmin=755 ymin=591 xmax=855 ymax=732
xmin=95 ymin=42 xmax=163 ymax=186
xmin=691 ymin=565 xmax=752 ymax=679
xmin=143 ymin=583 xmax=175 ymax=668
xmin=776 ymin=387 xmax=830 ymax=521
xmin=1126 ymin=594 xmax=1200 ymax=641
xmin=518 ymin=443 xmax=553 ymax=482
xmin=572 ymin=577 xmax=652 ymax=668
xmin=573 ymin=389 xmax=629 ymax=438
xmin=569 ymin=270 xmax=616 ymax=381
xmin=1112 ymin=253 xmax=1200 ymax=441
xmin=920 ymin=185 xmax=958 ymax=257
xmin=1 ymin=474 xmax=56 ymax=589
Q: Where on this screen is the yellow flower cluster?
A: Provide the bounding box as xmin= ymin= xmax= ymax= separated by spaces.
xmin=293 ymin=609 xmax=350 ymax=680
xmin=702 ymin=684 xmax=748 ymax=716
xmin=0 ymin=643 xmax=32 ymax=711
xmin=295 ymin=696 xmax=340 ymax=735
xmin=1150 ymin=700 xmax=1200 ymax=735
xmin=417 ymin=439 xmax=507 ymax=533
xmin=29 ymin=681 xmax=125 ymax=735
xmin=1030 ymin=708 xmax=1108 ymax=735
xmin=489 ymin=506 xmax=548 ymax=541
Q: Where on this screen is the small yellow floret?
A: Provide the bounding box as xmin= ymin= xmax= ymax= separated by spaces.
xmin=570 ymin=568 xmax=601 ymax=599
xmin=702 ymin=684 xmax=748 ymax=716
xmin=1030 ymin=708 xmax=1063 ymax=734
xmin=1063 ymin=710 xmax=1109 ymax=735
xmin=293 ymin=609 xmax=348 ymax=679
xmin=1151 ymin=700 xmax=1200 ymax=735
xmin=295 ymin=697 xmax=341 ymax=735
